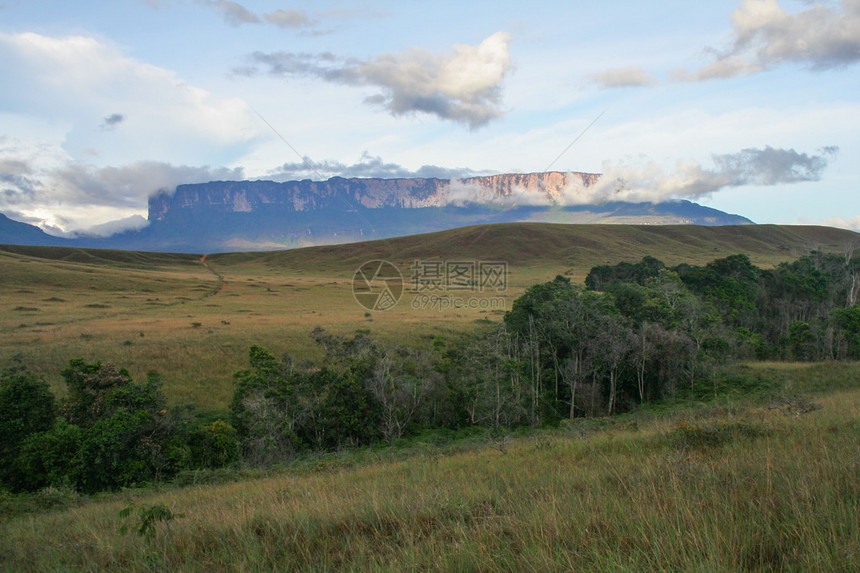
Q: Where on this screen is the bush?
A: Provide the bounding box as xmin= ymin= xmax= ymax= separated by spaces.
xmin=12 ymin=360 xmax=191 ymax=494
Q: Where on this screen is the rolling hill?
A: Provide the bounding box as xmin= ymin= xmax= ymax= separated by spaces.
xmin=206 ymin=222 xmax=857 ymax=277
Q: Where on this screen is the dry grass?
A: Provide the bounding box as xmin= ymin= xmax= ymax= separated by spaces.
xmin=1 ymin=381 xmax=856 ymax=571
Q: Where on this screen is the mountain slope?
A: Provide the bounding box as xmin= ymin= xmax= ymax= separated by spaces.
xmin=0 ymin=213 xmax=67 ymax=247
xmin=207 ymin=222 xmax=857 ymax=277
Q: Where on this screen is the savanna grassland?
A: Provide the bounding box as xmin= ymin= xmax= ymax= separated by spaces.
xmin=2 ymin=223 xmax=856 ymax=410
xmin=0 ymin=361 xmax=857 ymax=572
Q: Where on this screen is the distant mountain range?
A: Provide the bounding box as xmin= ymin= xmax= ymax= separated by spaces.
xmin=1 ymin=172 xmax=753 ymax=253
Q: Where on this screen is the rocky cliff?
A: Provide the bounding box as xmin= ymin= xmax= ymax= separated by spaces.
xmin=148 ymin=172 xmax=601 ymax=220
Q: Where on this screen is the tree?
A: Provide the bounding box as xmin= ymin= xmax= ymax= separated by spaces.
xmin=230 ymin=345 xmax=302 ymax=464
xmin=189 ymin=420 xmax=240 ymax=468
xmin=788 ymin=321 xmax=817 ymax=361
xmin=831 ymin=306 xmax=860 ymax=359
xmin=369 ymin=347 xmax=439 ymax=443
xmin=0 ymin=357 xmax=56 ymax=491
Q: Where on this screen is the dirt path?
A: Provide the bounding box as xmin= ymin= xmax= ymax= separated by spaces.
xmin=199 ymin=253 xmax=227 ymax=297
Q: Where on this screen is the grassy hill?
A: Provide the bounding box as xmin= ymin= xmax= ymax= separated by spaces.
xmin=208 ymin=223 xmax=858 ymax=278
xmin=2 ymin=223 xmax=858 ymax=409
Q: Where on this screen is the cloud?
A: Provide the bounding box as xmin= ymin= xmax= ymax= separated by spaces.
xmin=100 ymin=113 xmax=125 ymax=130
xmin=201 ymin=1 xmax=259 ymax=26
xmin=581 ymin=145 xmax=838 ymax=204
xmin=268 ymin=152 xmax=479 ymax=181
xmin=0 ymin=32 xmax=260 ymax=165
xmin=815 ymin=215 xmax=860 ymax=232
xmin=264 ymin=9 xmax=313 ymax=29
xmin=434 ymin=146 xmax=838 ymax=207
xmin=47 ymin=161 xmax=245 ymax=207
xmin=592 ymin=66 xmax=657 ymax=88
xmin=78 ymin=214 xmax=150 ymax=237
xmin=190 ymin=1 xmax=321 ymax=31
xmin=673 ymin=57 xmax=764 ymax=81
xmin=680 ymin=0 xmax=860 ymax=80
xmin=0 ymin=158 xmax=39 ymax=203
xmin=0 ymin=157 xmax=244 ymax=230
xmin=237 ymin=31 xmax=514 ymax=128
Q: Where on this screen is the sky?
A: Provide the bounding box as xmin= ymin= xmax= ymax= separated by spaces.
xmin=0 ymin=0 xmax=859 ymax=235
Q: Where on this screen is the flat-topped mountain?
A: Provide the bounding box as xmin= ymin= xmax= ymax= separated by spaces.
xmin=138 ymin=172 xmax=751 ymax=252
xmin=148 ymin=172 xmax=604 ymax=220
xmin=2 ymin=172 xmax=753 ymax=253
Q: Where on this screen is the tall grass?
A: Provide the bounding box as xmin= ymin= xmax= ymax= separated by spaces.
xmin=2 ymin=386 xmax=856 ymax=571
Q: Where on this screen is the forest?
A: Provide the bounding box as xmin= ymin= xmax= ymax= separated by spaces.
xmin=2 ymin=251 xmax=859 ymax=495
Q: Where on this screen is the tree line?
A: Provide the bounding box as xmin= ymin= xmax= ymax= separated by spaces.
xmin=3 ymin=251 xmax=858 ymax=494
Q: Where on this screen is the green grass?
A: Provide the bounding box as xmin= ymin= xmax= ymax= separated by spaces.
xmin=1 ymin=362 xmax=857 ymax=571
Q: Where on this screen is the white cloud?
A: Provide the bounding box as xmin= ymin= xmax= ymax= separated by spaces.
xmin=816 ymin=215 xmax=860 ymax=232
xmin=78 ymin=214 xmax=150 ymax=237
xmin=577 ymin=146 xmax=837 ymax=204
xmin=680 ymin=0 xmax=860 ymax=80
xmin=431 ymin=146 xmax=837 ymax=207
xmin=0 ymin=155 xmax=245 ymax=231
xmin=237 ymin=32 xmax=514 ymax=128
xmin=0 ymin=32 xmax=261 ymax=166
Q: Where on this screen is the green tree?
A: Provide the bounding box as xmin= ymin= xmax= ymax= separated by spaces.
xmin=0 ymin=357 xmax=56 ymax=491
xmin=831 ymin=306 xmax=860 ymax=359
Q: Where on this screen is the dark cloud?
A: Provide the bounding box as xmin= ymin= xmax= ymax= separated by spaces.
xmin=678 ymin=0 xmax=860 ymax=81
xmin=100 ymin=113 xmax=125 ymax=130
xmin=236 ymin=32 xmax=514 ymax=129
xmin=267 ymin=152 xmax=480 ymax=181
xmin=0 ymin=158 xmax=39 ymax=202
xmin=712 ymin=145 xmax=837 ymax=186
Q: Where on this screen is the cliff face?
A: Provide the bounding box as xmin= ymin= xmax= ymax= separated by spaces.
xmin=148 ymin=172 xmax=600 ymax=221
